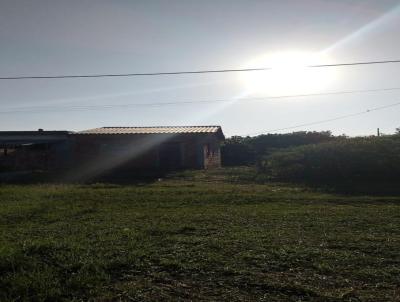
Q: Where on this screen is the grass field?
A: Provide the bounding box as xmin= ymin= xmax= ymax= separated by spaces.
xmin=1 ymin=167 xmax=400 ymax=301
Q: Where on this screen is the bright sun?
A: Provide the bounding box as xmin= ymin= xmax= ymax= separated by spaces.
xmin=240 ymin=51 xmax=336 ymax=96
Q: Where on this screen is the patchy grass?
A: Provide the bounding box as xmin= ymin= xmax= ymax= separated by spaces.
xmin=1 ymin=168 xmax=400 ymax=301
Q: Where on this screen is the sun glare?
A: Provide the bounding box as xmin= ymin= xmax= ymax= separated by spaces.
xmin=240 ymin=51 xmax=336 ymax=96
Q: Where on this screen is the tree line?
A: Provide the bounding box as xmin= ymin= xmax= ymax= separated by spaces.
xmin=221 ymin=129 xmax=400 ymax=185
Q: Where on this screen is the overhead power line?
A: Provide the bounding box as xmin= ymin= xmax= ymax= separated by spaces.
xmin=1 ymin=59 xmax=400 ymax=80
xmin=1 ymin=86 xmax=400 ymax=114
xmin=245 ymin=101 xmax=400 ymax=136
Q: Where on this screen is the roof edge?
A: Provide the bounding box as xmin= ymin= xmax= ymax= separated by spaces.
xmin=76 ymin=126 xmax=224 ymax=138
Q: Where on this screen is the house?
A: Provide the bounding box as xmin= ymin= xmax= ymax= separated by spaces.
xmin=0 ymin=126 xmax=225 ymax=177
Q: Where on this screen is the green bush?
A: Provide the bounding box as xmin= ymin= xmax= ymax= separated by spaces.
xmin=260 ymin=136 xmax=400 ymax=182
xmin=221 ymin=136 xmax=256 ymax=166
xmin=221 ymin=131 xmax=335 ymax=166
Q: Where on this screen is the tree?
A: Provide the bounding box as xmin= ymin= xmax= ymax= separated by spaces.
xmin=396 ymin=127 xmax=400 ymax=135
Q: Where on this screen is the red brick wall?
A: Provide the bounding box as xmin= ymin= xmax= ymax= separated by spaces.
xmin=203 ymin=137 xmax=222 ymax=169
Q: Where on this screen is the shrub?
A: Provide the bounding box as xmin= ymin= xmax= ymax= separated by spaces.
xmin=221 ymin=136 xmax=256 ymax=166
xmin=260 ymin=136 xmax=400 ymax=182
xmin=221 ymin=131 xmax=335 ymax=166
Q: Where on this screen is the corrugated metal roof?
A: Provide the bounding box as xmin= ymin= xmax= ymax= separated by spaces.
xmin=77 ymin=126 xmax=223 ymax=135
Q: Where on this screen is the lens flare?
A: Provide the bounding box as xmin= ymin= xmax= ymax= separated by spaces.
xmin=240 ymin=51 xmax=337 ymax=96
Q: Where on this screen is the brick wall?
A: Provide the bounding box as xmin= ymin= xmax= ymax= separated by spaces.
xmin=203 ymin=136 xmax=222 ymax=169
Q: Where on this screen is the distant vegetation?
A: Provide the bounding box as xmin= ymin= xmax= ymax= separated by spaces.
xmin=222 ymin=131 xmax=400 ymax=190
xmin=221 ymin=131 xmax=336 ymax=166
xmin=260 ymin=136 xmax=400 ymax=183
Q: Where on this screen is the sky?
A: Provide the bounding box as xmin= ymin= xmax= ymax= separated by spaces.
xmin=1 ymin=0 xmax=400 ymax=137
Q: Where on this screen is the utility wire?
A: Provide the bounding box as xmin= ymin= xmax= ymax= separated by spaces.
xmin=1 ymin=86 xmax=400 ymax=114
xmin=1 ymin=59 xmax=400 ymax=80
xmin=245 ymin=101 xmax=400 ymax=136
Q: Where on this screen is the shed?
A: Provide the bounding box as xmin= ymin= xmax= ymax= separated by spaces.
xmin=71 ymin=126 xmax=225 ymax=172
xmin=0 ymin=126 xmax=225 ymax=178
xmin=0 ymin=130 xmax=71 ymax=171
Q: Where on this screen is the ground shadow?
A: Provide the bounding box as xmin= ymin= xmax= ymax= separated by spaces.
xmin=0 ymin=169 xmax=170 ymax=185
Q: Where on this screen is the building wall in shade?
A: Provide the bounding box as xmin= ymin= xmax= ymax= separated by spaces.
xmin=0 ymin=129 xmax=224 ymax=175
